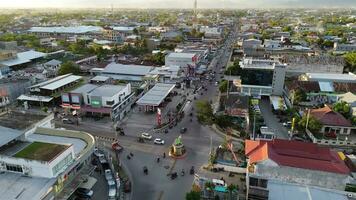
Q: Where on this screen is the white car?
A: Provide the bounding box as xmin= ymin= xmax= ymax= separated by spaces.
xmin=154 ymin=138 xmax=165 ymax=145
xmin=141 ymin=133 xmax=152 ymax=140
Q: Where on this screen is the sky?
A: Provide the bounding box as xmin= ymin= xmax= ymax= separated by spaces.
xmin=0 ymin=0 xmax=356 ymax=9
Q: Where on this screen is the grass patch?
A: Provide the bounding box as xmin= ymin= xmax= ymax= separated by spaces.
xmin=14 ymin=142 xmax=68 ymax=162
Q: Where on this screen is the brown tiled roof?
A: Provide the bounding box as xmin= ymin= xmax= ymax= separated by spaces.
xmin=310 ymin=105 xmax=352 ymax=127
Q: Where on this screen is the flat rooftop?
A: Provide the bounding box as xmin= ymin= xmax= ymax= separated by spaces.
xmin=304 ymin=73 xmax=356 ymax=83
xmin=167 ymin=52 xmax=196 ymax=58
xmin=0 ymin=172 xmax=56 ymax=200
xmin=136 ymin=83 xmax=175 ymax=106
xmin=0 ymin=111 xmax=47 ymax=130
xmin=14 ymin=141 xmax=69 ymax=162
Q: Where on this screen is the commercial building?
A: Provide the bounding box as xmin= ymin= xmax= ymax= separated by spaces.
xmin=61 ymin=83 xmax=134 ymax=121
xmin=101 ymin=62 xmax=154 ymax=85
xmin=136 ymin=83 xmax=175 ymax=112
xmin=334 ymin=43 xmax=356 ymax=53
xmin=233 ymin=58 xmax=286 ymax=97
xmin=0 ymin=110 xmax=95 ymax=200
xmin=17 ymin=74 xmax=82 ymax=106
xmin=165 ymin=52 xmax=199 ymax=68
xmin=245 ymin=139 xmax=352 ymax=200
xmin=28 ymin=26 xmax=103 ymax=38
xmin=0 ymin=50 xmax=47 ymax=73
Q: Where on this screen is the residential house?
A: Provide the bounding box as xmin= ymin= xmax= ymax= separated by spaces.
xmin=245 ymin=139 xmax=352 ymax=200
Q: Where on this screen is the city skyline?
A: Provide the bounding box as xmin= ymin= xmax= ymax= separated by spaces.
xmin=1 ymin=0 xmax=356 ymax=9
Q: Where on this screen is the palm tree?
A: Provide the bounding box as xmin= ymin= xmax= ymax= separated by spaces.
xmin=227 ymin=184 xmax=238 ymax=200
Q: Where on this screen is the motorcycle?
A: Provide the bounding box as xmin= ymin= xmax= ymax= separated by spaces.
xmin=181 ymin=169 xmax=185 ymax=176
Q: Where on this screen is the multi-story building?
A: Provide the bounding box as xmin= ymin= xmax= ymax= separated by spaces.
xmin=233 ymin=58 xmax=286 ymax=97
xmin=61 ymin=83 xmax=134 ymax=121
xmin=0 ymin=110 xmax=95 ymax=200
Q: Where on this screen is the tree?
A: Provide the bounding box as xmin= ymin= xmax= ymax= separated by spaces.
xmin=215 ymin=115 xmax=233 ymax=128
xmin=291 ymin=89 xmax=307 ymax=105
xmin=344 ymin=52 xmax=356 ymax=73
xmin=58 ymin=61 xmax=80 ymax=75
xmin=219 ymin=80 xmax=228 ymax=93
xmin=227 ymin=184 xmax=238 ymax=200
xmin=196 ymin=100 xmax=214 ymax=125
xmin=296 ymin=115 xmax=322 ymax=133
xmin=185 ymin=191 xmax=201 ymax=200
xmin=333 ymin=101 xmax=351 ymax=119
xmin=225 ymin=60 xmax=242 ymax=76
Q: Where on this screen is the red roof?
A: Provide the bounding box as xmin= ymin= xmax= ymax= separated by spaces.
xmin=245 ymin=139 xmax=351 ymax=174
xmin=310 ymin=105 xmax=352 ymax=127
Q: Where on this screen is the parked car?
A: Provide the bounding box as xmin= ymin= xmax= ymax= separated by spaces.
xmin=154 ymin=138 xmax=165 ymax=145
xmin=141 ymin=133 xmax=152 ymax=140
xmin=105 ymin=169 xmax=113 ymax=181
xmin=76 ymin=188 xmax=93 ymax=198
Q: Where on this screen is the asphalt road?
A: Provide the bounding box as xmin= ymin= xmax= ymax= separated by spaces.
xmin=55 ymin=27 xmax=238 ymax=200
xmin=259 ymin=98 xmax=289 ymax=139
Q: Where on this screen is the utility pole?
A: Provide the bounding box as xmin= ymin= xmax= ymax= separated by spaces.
xmin=252 ymin=113 xmax=256 ymax=140
xmin=305 ymin=109 xmax=311 ymax=132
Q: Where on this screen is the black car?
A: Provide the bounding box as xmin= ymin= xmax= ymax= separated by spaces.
xmin=180 ymin=127 xmax=187 ymax=133
xmin=76 ymin=188 xmax=93 ymax=198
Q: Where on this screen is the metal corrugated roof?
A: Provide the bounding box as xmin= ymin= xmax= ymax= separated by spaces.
xmin=29 ymin=26 xmax=102 ymax=34
xmin=0 ymin=50 xmax=47 ymax=67
xmin=89 ymin=85 xmax=127 ymax=97
xmin=40 ymin=75 xmax=82 ymax=91
xmin=103 ymin=62 xmax=154 ymax=76
xmin=136 ymin=83 xmax=175 ymax=106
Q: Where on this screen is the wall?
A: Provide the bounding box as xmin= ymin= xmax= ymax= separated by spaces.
xmin=0 ymin=155 xmax=52 ymax=177
xmin=272 ymin=65 xmax=286 ymax=96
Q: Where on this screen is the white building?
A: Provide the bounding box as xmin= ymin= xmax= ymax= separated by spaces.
xmin=165 ymin=52 xmax=199 ymax=68
xmin=0 ymin=111 xmax=94 ymax=200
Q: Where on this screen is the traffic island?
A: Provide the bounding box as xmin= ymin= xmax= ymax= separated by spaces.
xmin=169 ymin=135 xmax=187 ymax=159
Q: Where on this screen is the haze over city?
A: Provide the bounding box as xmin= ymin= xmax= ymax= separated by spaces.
xmin=2 ymin=1 xmax=356 ymax=200
xmin=1 ymin=0 xmax=356 ymax=8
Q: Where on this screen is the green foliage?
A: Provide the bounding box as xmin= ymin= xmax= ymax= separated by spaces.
xmin=291 ymin=89 xmax=307 ymax=105
xmin=333 ymin=101 xmax=351 ymax=119
xmin=58 ymin=61 xmax=80 ymax=75
xmin=185 ymin=191 xmax=201 ymax=200
xmin=282 ymin=26 xmax=292 ymax=32
xmin=296 ymin=115 xmax=322 ymax=133
xmin=225 ymin=60 xmax=241 ymax=76
xmin=344 ymin=52 xmax=356 ymax=73
xmin=219 ymin=80 xmax=228 ymax=93
xmin=352 ymin=116 xmax=356 ymax=126
xmin=115 ymin=43 xmax=148 ymax=56
xmin=144 ymin=52 xmax=165 ymax=65
xmin=196 ymin=100 xmax=214 ymax=125
xmin=215 ymin=115 xmax=234 ymax=128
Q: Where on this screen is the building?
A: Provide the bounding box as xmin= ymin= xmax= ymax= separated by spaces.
xmin=0 ymin=41 xmax=17 ymax=50
xmin=0 ymin=77 xmax=31 ymax=107
xmin=309 ymin=105 xmax=354 ymax=136
xmin=199 ymin=26 xmax=223 ymax=38
xmin=17 ymin=74 xmax=82 ymax=106
xmin=334 ymin=43 xmax=356 ymax=53
xmin=0 ymin=110 xmax=94 ymax=200
xmin=280 ymin=55 xmax=345 ymax=75
xmin=136 ymin=83 xmax=175 ymax=112
xmin=245 ymin=139 xmax=352 ymax=200
xmin=101 ymin=62 xmax=154 ymax=85
xmin=0 ymin=50 xmax=47 ymax=71
xmin=102 ymin=26 xmax=134 ymax=43
xmin=148 ymin=65 xmax=181 ymax=83
xmin=233 ymin=58 xmax=286 ymax=96
xmin=28 ymin=26 xmax=103 ymax=38
xmin=165 ymin=52 xmax=199 ymax=68
xmin=43 ymin=59 xmax=62 ymax=77
xmin=61 ymin=83 xmax=134 ymax=121
xmin=220 ymin=94 xmax=249 ymax=128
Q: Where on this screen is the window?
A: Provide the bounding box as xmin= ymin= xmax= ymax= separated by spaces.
xmin=52 ymin=153 xmax=73 ymax=176
xmin=106 ymin=100 xmax=115 ymax=106
xmin=6 ymin=164 xmax=23 ymax=173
